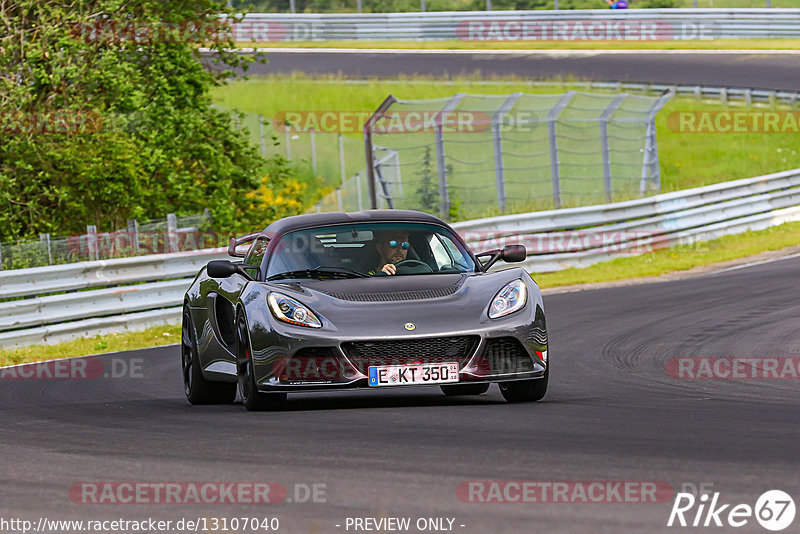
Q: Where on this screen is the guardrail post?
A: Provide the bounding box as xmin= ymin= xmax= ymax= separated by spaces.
xmin=435 ymin=93 xmax=466 ymax=220
xmin=492 ymin=92 xmax=522 ymax=213
xmin=258 ymin=114 xmax=266 ymax=157
xmin=600 ymin=94 xmax=627 ymax=204
xmin=547 ymin=91 xmax=575 ymax=210
xmin=167 ymin=213 xmax=178 ymax=253
xmin=745 ymin=89 xmax=752 ymax=107
xmin=40 ymin=233 xmax=53 ymax=265
xmin=87 ymin=225 xmax=98 ymax=261
xmin=720 ymin=87 xmax=728 ymax=105
xmin=128 ymin=219 xmax=139 ymax=254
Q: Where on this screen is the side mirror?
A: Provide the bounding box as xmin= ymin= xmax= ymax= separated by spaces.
xmin=207 ymin=260 xmax=239 ymax=279
xmin=501 ymin=244 xmax=526 ymax=263
xmin=476 ymin=244 xmax=527 ymax=272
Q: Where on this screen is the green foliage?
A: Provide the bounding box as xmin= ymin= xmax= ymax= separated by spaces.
xmin=0 ymin=0 xmax=276 ymax=241
xmin=416 ymin=146 xmax=438 ymax=213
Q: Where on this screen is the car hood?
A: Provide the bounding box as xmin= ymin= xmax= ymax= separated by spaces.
xmin=260 ymin=270 xmax=534 ymax=335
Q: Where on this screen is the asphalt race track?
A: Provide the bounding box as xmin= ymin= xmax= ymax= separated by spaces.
xmin=234 ymin=50 xmax=800 ymax=91
xmin=2 ymin=256 xmax=799 ymax=533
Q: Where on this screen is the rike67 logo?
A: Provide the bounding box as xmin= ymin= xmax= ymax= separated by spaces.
xmin=668 ymin=489 xmax=795 ymax=531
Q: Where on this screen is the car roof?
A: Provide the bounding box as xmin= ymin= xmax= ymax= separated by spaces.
xmin=262 ymin=210 xmax=450 ymax=236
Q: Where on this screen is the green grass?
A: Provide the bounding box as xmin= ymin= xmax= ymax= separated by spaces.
xmin=532 ymin=220 xmax=800 ymax=288
xmin=238 ymin=38 xmax=800 ymax=50
xmin=0 ymin=324 xmax=180 ymax=367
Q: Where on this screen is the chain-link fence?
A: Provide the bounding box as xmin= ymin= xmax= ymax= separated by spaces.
xmin=0 ymin=213 xmax=213 ymax=271
xmin=343 ymin=90 xmax=672 ymax=221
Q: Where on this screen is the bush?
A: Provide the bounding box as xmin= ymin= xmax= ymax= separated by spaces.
xmin=0 ymin=1 xmax=288 ymax=241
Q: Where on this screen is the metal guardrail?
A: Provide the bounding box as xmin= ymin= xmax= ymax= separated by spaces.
xmin=233 ymin=9 xmax=800 ymax=41
xmin=453 ymin=167 xmax=800 ymax=272
xmin=2 ymin=168 xmax=799 ymax=348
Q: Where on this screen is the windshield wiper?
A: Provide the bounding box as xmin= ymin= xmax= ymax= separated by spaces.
xmin=268 ymin=266 xmax=368 ymax=281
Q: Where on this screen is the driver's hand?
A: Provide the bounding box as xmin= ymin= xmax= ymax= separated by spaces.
xmin=380 ymin=263 xmax=396 ymax=275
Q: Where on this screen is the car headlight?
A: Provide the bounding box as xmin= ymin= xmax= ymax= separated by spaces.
xmin=488 ymin=279 xmax=528 ymax=319
xmin=268 ymin=292 xmax=322 ymax=328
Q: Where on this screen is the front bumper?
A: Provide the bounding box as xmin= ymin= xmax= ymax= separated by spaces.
xmin=250 ymin=310 xmax=547 ymax=392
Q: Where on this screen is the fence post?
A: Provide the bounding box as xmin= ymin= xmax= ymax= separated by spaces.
xmin=310 ymin=127 xmax=317 ymax=174
xmin=259 ymin=114 xmax=266 ymax=157
xmin=339 ymin=134 xmax=346 ymax=186
xmin=128 ymin=219 xmax=140 ymax=254
xmin=364 ymin=95 xmax=398 ymax=209
xmin=167 ymin=213 xmax=178 ymax=253
xmin=600 ymin=94 xmax=627 ymax=204
xmin=434 ymin=93 xmax=465 ymax=220
xmin=40 ymin=233 xmax=53 ymax=265
xmin=356 ymin=173 xmax=364 ymax=211
xmin=547 ymin=91 xmax=575 ymax=209
xmin=491 ymin=92 xmax=522 ymax=213
xmin=640 ymin=89 xmax=674 ymax=195
xmin=87 ymin=225 xmax=98 ymax=261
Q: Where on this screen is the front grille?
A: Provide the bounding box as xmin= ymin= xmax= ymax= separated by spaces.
xmin=324 ymin=285 xmax=459 ymax=302
xmin=341 ymin=336 xmax=479 ymax=374
xmin=480 ymin=337 xmax=535 ymax=375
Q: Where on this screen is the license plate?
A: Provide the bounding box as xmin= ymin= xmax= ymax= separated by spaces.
xmin=368 ymin=362 xmax=459 ymax=387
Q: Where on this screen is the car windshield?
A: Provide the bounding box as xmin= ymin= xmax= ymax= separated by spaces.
xmin=266 ymin=222 xmax=476 ymax=280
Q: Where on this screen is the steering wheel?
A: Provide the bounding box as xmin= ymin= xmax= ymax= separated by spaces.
xmin=394 ymin=259 xmax=433 ymax=274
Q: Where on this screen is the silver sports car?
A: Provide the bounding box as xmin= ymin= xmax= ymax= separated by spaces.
xmin=182 ymin=210 xmax=548 ymax=410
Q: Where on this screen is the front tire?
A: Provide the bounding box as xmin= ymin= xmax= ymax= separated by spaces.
xmin=499 ymin=366 xmax=548 ymax=403
xmin=182 ymin=306 xmax=236 ymax=405
xmin=236 ymin=311 xmax=286 ymax=411
xmin=441 ymin=383 xmax=490 ymax=396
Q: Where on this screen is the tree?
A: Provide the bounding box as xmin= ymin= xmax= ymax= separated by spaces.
xmin=0 ymin=0 xmax=266 ymax=240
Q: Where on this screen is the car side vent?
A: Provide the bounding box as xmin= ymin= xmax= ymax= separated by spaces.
xmin=324 ymin=285 xmax=459 ymax=302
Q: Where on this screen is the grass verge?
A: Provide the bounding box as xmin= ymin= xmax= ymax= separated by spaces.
xmin=0 ymin=324 xmax=181 ymax=368
xmin=532 ymin=220 xmax=800 ymax=289
xmin=236 ymin=39 xmax=800 ymax=51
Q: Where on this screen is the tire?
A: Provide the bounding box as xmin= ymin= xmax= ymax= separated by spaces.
xmin=236 ymin=311 xmax=287 ymax=412
xmin=499 ymin=366 xmax=548 ymax=403
xmin=182 ymin=306 xmax=236 ymax=405
xmin=441 ymin=383 xmax=491 ymax=396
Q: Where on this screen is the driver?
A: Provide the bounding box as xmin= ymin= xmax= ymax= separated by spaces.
xmin=370 ymin=230 xmax=409 ymax=276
